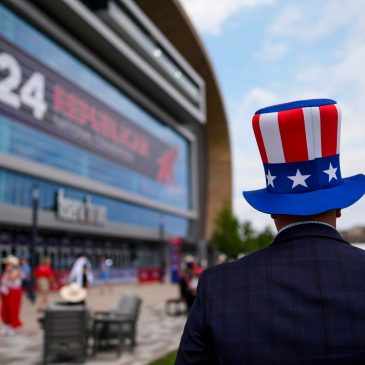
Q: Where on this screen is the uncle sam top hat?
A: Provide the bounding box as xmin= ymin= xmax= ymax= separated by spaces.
xmin=242 ymin=99 xmax=365 ymax=215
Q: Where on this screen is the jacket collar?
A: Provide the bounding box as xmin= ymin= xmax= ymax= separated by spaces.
xmin=272 ymin=222 xmax=348 ymax=246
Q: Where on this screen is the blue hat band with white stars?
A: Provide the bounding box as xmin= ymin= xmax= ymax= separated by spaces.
xmin=265 ymin=155 xmax=342 ymax=194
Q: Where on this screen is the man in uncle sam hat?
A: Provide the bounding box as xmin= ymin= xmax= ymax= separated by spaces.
xmin=176 ymin=99 xmax=365 ymax=365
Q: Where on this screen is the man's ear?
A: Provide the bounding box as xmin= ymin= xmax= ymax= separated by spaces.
xmin=336 ymin=209 xmax=342 ymax=218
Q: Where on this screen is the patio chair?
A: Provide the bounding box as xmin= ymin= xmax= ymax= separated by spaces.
xmin=93 ymin=294 xmax=142 ymax=355
xmin=43 ymin=304 xmax=89 ymax=364
xmin=165 ymin=297 xmax=187 ymax=316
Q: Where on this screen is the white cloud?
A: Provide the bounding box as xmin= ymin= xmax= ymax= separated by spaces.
xmin=255 ymin=0 xmax=365 ymax=69
xmin=254 ymin=41 xmax=288 ymax=62
xmin=268 ymin=1 xmax=365 ymax=42
xmin=268 ymin=4 xmax=301 ymax=37
xmin=178 ymin=0 xmax=274 ymax=35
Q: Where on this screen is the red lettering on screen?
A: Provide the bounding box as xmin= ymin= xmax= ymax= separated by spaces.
xmin=119 ymin=127 xmax=131 ymax=146
xmin=132 ymin=136 xmax=149 ymax=157
xmin=52 ymin=84 xmax=151 ymax=158
xmin=78 ymin=100 xmax=88 ymax=125
xmin=100 ymin=113 xmax=112 ymax=139
xmin=53 ymin=85 xmax=64 ymax=111
xmin=66 ymin=93 xmax=78 ymax=121
xmin=89 ymin=106 xmax=100 ymax=133
xmin=138 ymin=138 xmax=149 ymax=156
xmin=156 ymin=148 xmax=177 ymax=184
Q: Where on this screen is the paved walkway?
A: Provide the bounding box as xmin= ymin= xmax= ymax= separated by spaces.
xmin=0 ymin=283 xmax=187 ymax=365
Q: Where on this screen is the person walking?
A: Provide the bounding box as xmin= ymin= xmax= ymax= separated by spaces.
xmin=20 ymin=257 xmax=36 ymax=304
xmin=98 ymin=256 xmax=112 ymax=293
xmin=176 ymin=99 xmax=365 ymax=364
xmin=69 ymin=253 xmax=93 ymax=289
xmin=0 ymin=255 xmax=23 ymax=335
xmin=178 ymin=265 xmax=195 ymax=311
xmin=34 ymin=257 xmax=54 ymax=311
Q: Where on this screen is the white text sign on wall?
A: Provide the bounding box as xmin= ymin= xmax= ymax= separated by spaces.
xmin=56 ymin=189 xmax=107 ymax=226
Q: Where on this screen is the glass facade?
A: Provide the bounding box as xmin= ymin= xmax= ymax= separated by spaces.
xmin=0 ymin=5 xmax=193 ymax=238
xmin=0 ymin=4 xmax=191 ymax=210
xmin=0 ymin=168 xmax=189 ymax=237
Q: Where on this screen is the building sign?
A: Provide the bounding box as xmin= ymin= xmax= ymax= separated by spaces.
xmin=0 ymin=35 xmax=177 ymax=184
xmin=56 ymin=189 xmax=107 ymax=225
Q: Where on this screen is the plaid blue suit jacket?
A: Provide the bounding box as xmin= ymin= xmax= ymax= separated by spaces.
xmin=176 ymin=223 xmax=365 ymax=364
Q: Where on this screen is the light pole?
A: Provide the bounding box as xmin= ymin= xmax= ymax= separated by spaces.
xmin=30 ymin=185 xmax=39 ymax=274
xmin=29 ymin=185 xmax=39 ymax=301
xmin=159 ymin=216 xmax=166 ymax=282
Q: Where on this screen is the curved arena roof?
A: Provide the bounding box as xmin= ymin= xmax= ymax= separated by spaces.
xmin=137 ymin=0 xmax=232 ymax=239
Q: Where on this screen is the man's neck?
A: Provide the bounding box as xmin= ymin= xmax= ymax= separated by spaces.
xmin=272 ymin=210 xmax=339 ymax=231
xmin=278 ymin=220 xmax=336 ymax=234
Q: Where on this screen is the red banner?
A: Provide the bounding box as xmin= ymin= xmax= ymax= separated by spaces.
xmin=138 ymin=267 xmax=162 ymax=283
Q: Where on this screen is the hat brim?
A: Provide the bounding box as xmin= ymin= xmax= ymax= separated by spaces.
xmin=242 ymin=174 xmax=365 ymax=215
xmin=60 ymin=286 xmax=87 ymax=303
xmin=2 ymin=256 xmax=19 ymax=266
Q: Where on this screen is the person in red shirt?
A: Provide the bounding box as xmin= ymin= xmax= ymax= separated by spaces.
xmin=0 ymin=255 xmax=23 ymax=335
xmin=34 ymin=257 xmax=54 ymax=311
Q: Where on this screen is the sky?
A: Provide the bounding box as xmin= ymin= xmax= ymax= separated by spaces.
xmin=179 ymin=0 xmax=365 ymax=232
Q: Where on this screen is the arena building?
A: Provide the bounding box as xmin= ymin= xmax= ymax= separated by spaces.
xmin=0 ymin=0 xmax=231 ymax=283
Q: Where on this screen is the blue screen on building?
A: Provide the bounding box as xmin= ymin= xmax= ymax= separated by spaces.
xmin=0 ymin=4 xmax=191 ymax=212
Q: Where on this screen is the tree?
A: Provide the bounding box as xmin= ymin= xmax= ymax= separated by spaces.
xmin=243 ymin=225 xmax=274 ymax=253
xmin=255 ymin=227 xmax=275 ymax=249
xmin=210 ymin=202 xmax=275 ymax=258
xmin=210 ymin=201 xmax=244 ymax=259
xmin=240 ymin=221 xmax=255 ymax=252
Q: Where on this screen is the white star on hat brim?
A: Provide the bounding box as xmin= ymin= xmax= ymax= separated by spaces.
xmin=288 ymin=169 xmax=311 ymax=188
xmin=323 ymin=163 xmax=338 ymax=182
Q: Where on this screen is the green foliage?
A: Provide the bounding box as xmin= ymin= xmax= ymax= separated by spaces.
xmin=211 ymin=202 xmax=275 ymax=258
xmin=242 ymin=224 xmax=274 ymax=253
xmin=211 ymin=201 xmax=245 ymax=258
xmin=149 ymin=350 xmax=177 ymax=365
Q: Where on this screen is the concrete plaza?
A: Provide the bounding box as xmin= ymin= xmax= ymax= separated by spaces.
xmin=0 ymin=283 xmax=186 ymax=365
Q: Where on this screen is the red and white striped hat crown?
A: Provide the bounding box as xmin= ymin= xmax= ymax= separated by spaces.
xmin=253 ymin=100 xmax=341 ymax=164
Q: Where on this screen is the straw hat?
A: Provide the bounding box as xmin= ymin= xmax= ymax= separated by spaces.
xmin=2 ymin=255 xmax=19 ymax=266
xmin=60 ymin=283 xmax=87 ymax=303
xmin=184 ymin=255 xmax=195 ymax=263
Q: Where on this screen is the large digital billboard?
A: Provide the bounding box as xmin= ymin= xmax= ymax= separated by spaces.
xmin=0 ymin=35 xmax=177 ymax=185
xmin=0 ymin=5 xmax=191 ymax=209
